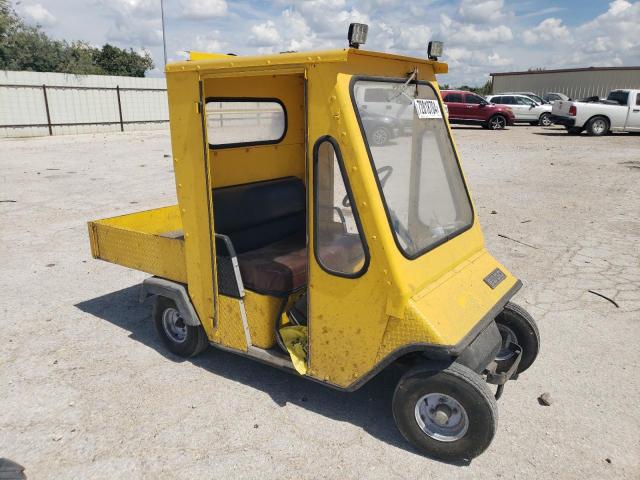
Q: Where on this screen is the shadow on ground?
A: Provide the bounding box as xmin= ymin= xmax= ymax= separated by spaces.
xmin=76 ymin=286 xmax=469 ymax=465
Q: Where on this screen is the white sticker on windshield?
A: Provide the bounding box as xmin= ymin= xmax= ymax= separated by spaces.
xmin=414 ymin=99 xmax=442 ymax=119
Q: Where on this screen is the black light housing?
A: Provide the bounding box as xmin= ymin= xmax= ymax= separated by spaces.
xmin=428 ymin=40 xmax=444 ymax=60
xmin=348 ymin=23 xmax=368 ymax=49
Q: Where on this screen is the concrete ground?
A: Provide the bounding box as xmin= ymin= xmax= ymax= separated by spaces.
xmin=1 ymin=125 xmax=639 ymax=479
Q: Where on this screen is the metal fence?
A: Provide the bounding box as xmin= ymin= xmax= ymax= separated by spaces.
xmin=0 ymin=72 xmax=169 ymax=138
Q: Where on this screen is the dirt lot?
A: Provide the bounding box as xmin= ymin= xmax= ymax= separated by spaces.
xmin=1 ymin=125 xmax=639 ymax=479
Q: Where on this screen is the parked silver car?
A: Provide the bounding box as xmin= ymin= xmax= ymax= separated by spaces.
xmin=499 ymin=91 xmax=548 ymax=105
xmin=486 ymin=94 xmax=554 ymax=126
xmin=543 ymin=92 xmax=570 ymax=103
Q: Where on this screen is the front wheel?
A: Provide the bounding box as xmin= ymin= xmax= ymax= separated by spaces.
xmin=488 ymin=115 xmax=507 ymax=130
xmin=495 ymin=302 xmax=540 ymax=373
xmin=370 ymin=126 xmax=391 ymax=146
xmin=154 ymin=297 xmax=209 ymax=357
xmin=393 ymin=363 xmax=498 ymax=461
xmin=538 ymin=113 xmax=553 ymax=126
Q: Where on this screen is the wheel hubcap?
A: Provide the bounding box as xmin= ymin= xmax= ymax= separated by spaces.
xmin=414 ymin=393 xmax=469 ymax=442
xmin=541 ymin=115 xmax=551 ymax=126
xmin=491 ymin=117 xmax=504 ymax=129
xmin=593 ymin=119 xmax=606 ymax=134
xmin=373 ymin=129 xmax=388 ymax=145
xmin=496 ymin=324 xmax=517 ymax=361
xmin=162 ymin=307 xmax=187 ymax=343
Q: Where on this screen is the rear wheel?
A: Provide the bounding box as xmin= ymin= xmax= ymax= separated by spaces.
xmin=488 ymin=115 xmax=507 ymax=130
xmin=494 ymin=302 xmax=540 ymax=373
xmin=393 ymin=363 xmax=498 ymax=461
xmin=586 ymin=116 xmax=609 ymax=136
xmin=154 ymin=297 xmax=208 ymax=357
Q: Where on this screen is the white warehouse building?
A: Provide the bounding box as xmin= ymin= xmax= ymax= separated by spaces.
xmin=490 ymin=66 xmax=640 ymax=101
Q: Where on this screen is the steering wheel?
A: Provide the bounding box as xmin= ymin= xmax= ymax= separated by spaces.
xmin=342 ymin=166 xmax=394 ymax=208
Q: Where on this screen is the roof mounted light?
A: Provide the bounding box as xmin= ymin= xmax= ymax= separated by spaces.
xmin=428 ymin=41 xmax=444 ymax=60
xmin=348 ymin=23 xmax=368 ymax=49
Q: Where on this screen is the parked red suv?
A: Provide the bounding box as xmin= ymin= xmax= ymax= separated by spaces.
xmin=441 ymin=90 xmax=515 ymax=130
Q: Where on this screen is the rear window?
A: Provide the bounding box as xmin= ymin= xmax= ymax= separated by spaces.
xmin=444 ymin=93 xmax=463 ymax=103
xmin=606 ymin=91 xmax=629 ymax=106
xmin=205 ymin=98 xmax=286 ymax=148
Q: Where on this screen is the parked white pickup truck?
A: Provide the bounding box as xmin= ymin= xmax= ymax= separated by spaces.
xmin=551 ymin=89 xmax=640 ymax=135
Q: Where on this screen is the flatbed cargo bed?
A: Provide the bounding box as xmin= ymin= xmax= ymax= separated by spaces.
xmin=88 ymin=205 xmax=187 ymax=283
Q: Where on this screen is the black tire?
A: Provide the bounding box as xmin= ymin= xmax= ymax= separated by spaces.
xmin=494 ymin=302 xmax=540 ymax=373
xmin=586 ymin=116 xmax=609 ymax=136
xmin=487 ymin=115 xmax=507 ymax=130
xmin=393 ymin=363 xmax=498 ymax=462
xmin=153 ymin=296 xmax=208 ymax=357
xmin=538 ymin=113 xmax=552 ymax=126
xmin=370 ymin=126 xmax=391 ymax=146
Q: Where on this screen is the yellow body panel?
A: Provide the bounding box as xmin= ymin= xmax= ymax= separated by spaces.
xmin=377 ymin=250 xmax=517 ymax=361
xmin=243 ymin=291 xmax=281 ymax=349
xmin=214 ymin=295 xmax=249 ymax=351
xmin=89 ymin=47 xmax=519 ymax=390
xmin=88 ymin=206 xmax=187 ymax=283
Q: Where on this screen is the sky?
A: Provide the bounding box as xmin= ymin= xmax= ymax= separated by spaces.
xmin=12 ymin=0 xmax=640 ymax=85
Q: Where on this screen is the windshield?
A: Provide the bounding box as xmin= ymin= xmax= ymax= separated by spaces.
xmin=528 ymin=94 xmax=544 ymax=104
xmin=353 ymin=79 xmax=473 ymax=258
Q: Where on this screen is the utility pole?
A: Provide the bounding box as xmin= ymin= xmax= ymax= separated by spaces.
xmin=160 ymin=0 xmax=168 ymax=67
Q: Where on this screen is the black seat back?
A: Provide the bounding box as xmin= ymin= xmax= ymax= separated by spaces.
xmin=213 ymin=177 xmax=306 ymax=253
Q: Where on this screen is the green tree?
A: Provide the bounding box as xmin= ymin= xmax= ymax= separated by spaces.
xmin=0 ymin=0 xmax=154 ymax=76
xmin=94 ymin=44 xmax=154 ymax=77
xmin=456 ymin=79 xmax=493 ymax=95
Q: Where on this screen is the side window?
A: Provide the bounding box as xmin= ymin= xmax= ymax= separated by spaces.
xmin=517 ymin=97 xmax=534 ymax=105
xmin=205 ymin=98 xmax=286 ymax=148
xmin=314 ymin=137 xmax=368 ymax=277
xmin=637 ymin=94 xmax=640 ymax=106
xmin=503 ymin=96 xmax=515 ymax=105
xmin=492 ymin=96 xmax=503 ymax=104
xmin=465 ymin=94 xmax=484 ymax=104
xmin=445 ymin=93 xmax=463 ymax=103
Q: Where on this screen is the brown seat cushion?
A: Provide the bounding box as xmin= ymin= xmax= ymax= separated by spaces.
xmin=237 ymin=233 xmax=307 ymax=296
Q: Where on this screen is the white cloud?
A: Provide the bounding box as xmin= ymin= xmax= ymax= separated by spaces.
xmin=281 ymin=9 xmax=316 ymax=51
xmin=457 ymin=0 xmax=506 ymax=23
xmin=249 ymin=20 xmax=281 ymax=46
xmin=522 ymin=18 xmax=569 ymax=45
xmin=21 ymin=3 xmax=57 ymax=26
xmin=441 ymin=14 xmax=513 ymax=45
xmin=21 ymin=0 xmax=640 ymax=85
xmin=95 ymin=0 xmax=163 ymax=47
xmin=180 ymin=0 xmax=228 ymax=19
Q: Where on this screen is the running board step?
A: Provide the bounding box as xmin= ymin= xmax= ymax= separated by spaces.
xmin=210 ymin=342 xmax=296 ymax=372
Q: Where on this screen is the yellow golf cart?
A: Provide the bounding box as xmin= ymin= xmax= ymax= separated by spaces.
xmin=88 ymin=26 xmax=539 ymax=461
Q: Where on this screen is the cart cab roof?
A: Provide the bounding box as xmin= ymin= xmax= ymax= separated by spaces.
xmin=165 ymin=48 xmax=448 ymax=75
